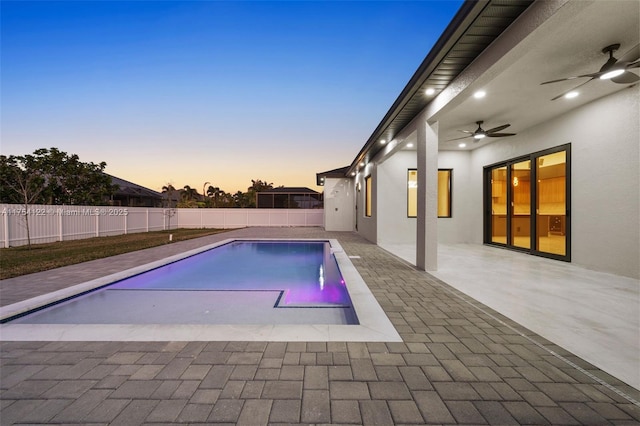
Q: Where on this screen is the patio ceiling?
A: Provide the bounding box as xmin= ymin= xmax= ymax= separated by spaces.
xmin=347 ymin=0 xmax=639 ymax=173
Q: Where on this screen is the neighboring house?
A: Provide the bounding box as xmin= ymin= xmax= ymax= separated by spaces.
xmin=256 ymin=187 xmax=322 ymax=209
xmin=317 ymin=0 xmax=639 ymax=280
xmin=108 ymin=174 xmax=163 ymax=207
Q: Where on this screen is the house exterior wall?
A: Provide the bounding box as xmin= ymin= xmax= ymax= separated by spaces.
xmin=355 ymin=164 xmax=377 ymax=243
xmin=377 ymin=151 xmax=416 ymax=246
xmin=468 ymin=87 xmax=639 ymax=278
xmin=437 ymin=151 xmax=473 ymax=244
xmin=322 ymin=178 xmax=355 ymax=232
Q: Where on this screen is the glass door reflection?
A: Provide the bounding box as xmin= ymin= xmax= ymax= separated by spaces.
xmin=536 ymin=151 xmax=567 ymax=256
xmin=510 ymin=160 xmax=531 ymax=249
xmin=490 ymin=166 xmax=507 ymax=244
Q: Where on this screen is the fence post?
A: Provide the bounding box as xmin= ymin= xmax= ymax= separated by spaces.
xmin=95 ymin=213 xmax=99 ymax=237
xmin=124 ymin=212 xmax=128 ymax=235
xmin=146 ymin=209 xmax=149 ymax=232
xmin=3 ymin=209 xmax=9 ymax=248
xmin=58 ymin=209 xmax=63 ymax=242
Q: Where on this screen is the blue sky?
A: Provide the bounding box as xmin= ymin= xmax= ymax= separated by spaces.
xmin=2 ymin=0 xmax=463 ymax=194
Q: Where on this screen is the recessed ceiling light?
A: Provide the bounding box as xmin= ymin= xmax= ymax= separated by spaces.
xmin=458 ymin=143 xmax=466 ymax=148
xmin=474 ymin=90 xmax=486 ymax=99
xmin=359 ymin=162 xmax=365 ymax=167
xmin=380 ymin=139 xmax=386 ymax=145
xmin=565 ymin=91 xmax=579 ymax=99
xmin=407 ymin=143 xmax=414 ymax=148
xmin=351 ymin=172 xmax=356 ymax=176
xmin=425 ymin=88 xmax=435 ymax=96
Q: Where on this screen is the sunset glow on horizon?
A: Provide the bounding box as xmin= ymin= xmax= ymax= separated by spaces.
xmin=1 ymin=1 xmax=463 ymax=195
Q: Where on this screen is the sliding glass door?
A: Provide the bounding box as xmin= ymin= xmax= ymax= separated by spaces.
xmin=485 ymin=145 xmax=570 ymax=261
xmin=511 ymin=160 xmax=531 ymax=249
xmin=535 ymin=150 xmax=567 ymax=257
xmin=489 ymin=166 xmax=507 ymax=244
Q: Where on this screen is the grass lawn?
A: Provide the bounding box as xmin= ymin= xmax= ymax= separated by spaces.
xmin=0 ymin=228 xmax=229 ymax=280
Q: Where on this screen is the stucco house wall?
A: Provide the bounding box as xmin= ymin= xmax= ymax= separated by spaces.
xmin=467 ymin=87 xmax=639 ymax=278
xmin=322 ymin=178 xmax=355 ymax=232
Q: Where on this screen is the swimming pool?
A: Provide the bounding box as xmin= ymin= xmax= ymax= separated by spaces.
xmin=5 ymin=240 xmax=357 ymax=325
xmin=0 ymin=238 xmax=401 ymax=341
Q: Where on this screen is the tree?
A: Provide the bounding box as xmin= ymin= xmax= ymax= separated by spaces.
xmin=233 ymin=191 xmax=252 ymax=208
xmin=1 ymin=148 xmax=117 ymax=247
xmin=0 ymin=154 xmax=47 ymax=248
xmin=1 ymin=148 xmax=116 ymax=206
xmin=249 ymin=179 xmax=274 ymax=192
xmin=162 ymin=184 xmax=177 ymax=208
xmin=245 ymin=179 xmax=274 ymax=208
xmin=35 ymin=148 xmax=115 ymax=205
xmin=206 ymin=185 xmax=224 ymax=207
xmin=178 ymin=185 xmax=200 ymax=207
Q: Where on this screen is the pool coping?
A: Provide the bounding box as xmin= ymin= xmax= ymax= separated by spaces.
xmin=0 ymin=238 xmax=402 ymax=342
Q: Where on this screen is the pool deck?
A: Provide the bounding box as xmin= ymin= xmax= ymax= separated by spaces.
xmin=1 ymin=227 xmax=639 ymax=425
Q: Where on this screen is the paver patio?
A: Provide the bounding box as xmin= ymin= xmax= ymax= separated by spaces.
xmin=1 ymin=227 xmax=639 ymax=425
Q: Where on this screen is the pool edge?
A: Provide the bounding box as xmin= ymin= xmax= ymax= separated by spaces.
xmin=0 ymin=238 xmax=402 ymax=342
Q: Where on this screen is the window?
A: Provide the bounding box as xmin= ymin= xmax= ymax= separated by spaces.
xmin=438 ymin=169 xmax=452 ymax=218
xmin=407 ymin=170 xmax=418 ymax=217
xmin=365 ymin=175 xmax=372 ymax=217
xmin=407 ymin=169 xmax=452 ymax=218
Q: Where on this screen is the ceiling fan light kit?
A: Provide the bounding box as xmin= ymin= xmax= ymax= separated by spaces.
xmin=448 ymin=121 xmax=517 ymax=143
xmin=541 ymin=42 xmax=640 ymax=100
xmin=448 ymin=43 xmax=637 ymax=146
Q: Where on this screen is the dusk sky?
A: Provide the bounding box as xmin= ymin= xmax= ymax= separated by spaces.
xmin=2 ymin=1 xmax=463 ymax=195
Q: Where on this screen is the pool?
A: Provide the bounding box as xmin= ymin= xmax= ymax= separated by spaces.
xmin=0 ymin=238 xmax=402 ymax=341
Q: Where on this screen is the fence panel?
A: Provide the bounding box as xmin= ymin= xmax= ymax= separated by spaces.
xmin=61 ymin=209 xmax=97 ymax=241
xmin=1 ymin=204 xmax=324 ymax=247
xmin=176 ymin=209 xmax=202 ymax=229
xmin=126 ymin=208 xmax=149 ymax=233
xmin=247 ymin=210 xmax=272 ymax=227
xmin=221 ymin=210 xmax=249 ymax=228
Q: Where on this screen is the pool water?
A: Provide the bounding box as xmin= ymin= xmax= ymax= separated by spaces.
xmin=109 ymin=240 xmax=349 ymax=306
xmin=9 ymin=240 xmax=359 ymax=325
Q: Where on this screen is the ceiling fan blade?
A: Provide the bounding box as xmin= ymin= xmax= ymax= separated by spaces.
xmin=541 ymin=76 xmax=579 ymax=85
xmin=487 ymin=133 xmax=516 ymax=137
xmin=625 ymin=59 xmax=639 ymax=69
xmin=458 ymin=130 xmax=474 ymax=134
xmin=619 ymin=43 xmax=640 ymax=64
xmin=541 ymin=72 xmax=600 ymax=85
xmin=550 ymin=78 xmax=594 ymax=101
xmin=611 ymin=71 xmax=640 ymax=84
xmin=447 ymin=135 xmax=472 ymax=141
xmin=485 ymin=124 xmax=510 ymax=133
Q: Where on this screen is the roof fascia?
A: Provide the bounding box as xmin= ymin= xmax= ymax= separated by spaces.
xmin=346 ymin=0 xmax=490 ymax=176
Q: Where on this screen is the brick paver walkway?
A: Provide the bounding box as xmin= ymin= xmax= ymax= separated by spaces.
xmin=1 ymin=228 xmax=639 ymax=424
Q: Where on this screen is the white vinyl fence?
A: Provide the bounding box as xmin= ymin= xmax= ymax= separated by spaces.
xmin=0 ymin=204 xmax=324 ymax=248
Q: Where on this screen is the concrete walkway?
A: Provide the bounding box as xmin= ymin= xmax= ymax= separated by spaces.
xmin=1 ymin=228 xmax=639 ymax=424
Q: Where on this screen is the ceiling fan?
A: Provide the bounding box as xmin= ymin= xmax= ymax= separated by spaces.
xmin=449 ymin=121 xmax=516 ymax=142
xmin=541 ymin=43 xmax=640 ymax=100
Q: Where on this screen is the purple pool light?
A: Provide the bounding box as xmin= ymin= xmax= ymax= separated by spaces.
xmin=109 ymin=240 xmax=352 ymax=307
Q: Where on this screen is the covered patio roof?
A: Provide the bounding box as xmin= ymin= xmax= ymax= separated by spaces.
xmin=345 ymin=0 xmax=639 ymax=175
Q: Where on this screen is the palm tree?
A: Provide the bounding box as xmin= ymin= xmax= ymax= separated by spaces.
xmin=207 ymin=185 xmax=223 ymax=207
xmin=161 ymin=184 xmax=177 ymax=208
xmin=182 ymin=185 xmax=199 ymax=202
